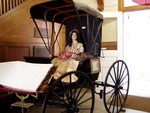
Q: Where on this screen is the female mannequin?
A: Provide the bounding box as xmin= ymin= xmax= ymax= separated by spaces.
xmin=65 ymin=29 xmax=84 ymax=54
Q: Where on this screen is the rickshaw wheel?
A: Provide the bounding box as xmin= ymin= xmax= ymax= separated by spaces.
xmin=103 ymin=60 xmax=130 ymax=113
xmin=42 ymin=71 xmax=95 ymax=113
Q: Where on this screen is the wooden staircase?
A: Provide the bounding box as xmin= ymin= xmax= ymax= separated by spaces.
xmin=0 ymin=0 xmax=50 ymax=38
xmin=0 ymin=0 xmax=28 ymax=16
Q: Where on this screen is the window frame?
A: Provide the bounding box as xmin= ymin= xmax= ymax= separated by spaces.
xmin=118 ymin=0 xmax=150 ymax=11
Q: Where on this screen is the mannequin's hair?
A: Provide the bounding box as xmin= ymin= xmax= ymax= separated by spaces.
xmin=68 ymin=29 xmax=80 ymax=46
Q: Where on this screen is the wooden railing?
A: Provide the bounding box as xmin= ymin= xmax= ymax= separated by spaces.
xmin=0 ymin=0 xmax=28 ymax=16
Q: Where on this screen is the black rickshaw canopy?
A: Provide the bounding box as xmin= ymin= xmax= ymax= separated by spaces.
xmin=30 ymin=0 xmax=103 ymax=57
xmin=30 ymin=0 xmax=103 ymax=23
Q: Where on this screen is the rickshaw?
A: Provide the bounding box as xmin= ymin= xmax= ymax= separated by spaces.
xmin=30 ymin=0 xmax=130 ymax=113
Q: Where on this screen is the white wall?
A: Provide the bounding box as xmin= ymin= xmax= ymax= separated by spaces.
xmin=124 ymin=9 xmax=150 ymax=97
xmin=74 ymin=0 xmax=118 ymax=12
xmin=103 ymin=0 xmax=118 ymax=11
xmin=101 ymin=0 xmax=150 ymax=98
xmin=100 ymin=0 xmax=150 ymax=98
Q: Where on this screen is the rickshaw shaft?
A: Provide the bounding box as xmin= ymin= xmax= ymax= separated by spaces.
xmin=93 ymin=81 xmax=123 ymax=89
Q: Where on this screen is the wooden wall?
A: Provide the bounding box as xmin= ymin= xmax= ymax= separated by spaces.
xmin=0 ymin=42 xmax=48 ymax=62
xmin=102 ymin=42 xmax=117 ymax=50
xmin=0 ymin=18 xmax=66 ymax=62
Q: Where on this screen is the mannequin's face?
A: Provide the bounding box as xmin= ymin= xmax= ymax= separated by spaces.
xmin=71 ymin=32 xmax=77 ymax=40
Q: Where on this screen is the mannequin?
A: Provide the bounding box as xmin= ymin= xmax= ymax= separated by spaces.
xmin=66 ymin=29 xmax=84 ymax=54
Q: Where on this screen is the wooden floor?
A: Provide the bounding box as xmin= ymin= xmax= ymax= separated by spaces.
xmin=10 ymin=95 xmax=149 ymax=113
xmin=25 ymin=103 xmax=148 ymax=113
xmin=27 ymin=101 xmax=148 ymax=113
xmin=124 ymin=95 xmax=150 ymax=112
xmin=0 ymin=92 xmax=149 ymax=113
xmin=94 ymin=96 xmax=148 ymax=113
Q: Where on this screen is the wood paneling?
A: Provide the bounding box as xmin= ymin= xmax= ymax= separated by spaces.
xmin=0 ymin=46 xmax=4 ymax=62
xmin=33 ymin=46 xmax=49 ymax=57
xmin=7 ymin=45 xmax=30 ymax=61
xmin=102 ymin=42 xmax=117 ymax=50
xmin=0 ymin=42 xmax=50 ymax=62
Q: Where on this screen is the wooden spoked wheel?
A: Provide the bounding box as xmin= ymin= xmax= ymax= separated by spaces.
xmin=42 ymin=71 xmax=95 ymax=113
xmin=103 ymin=60 xmax=130 ymax=113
